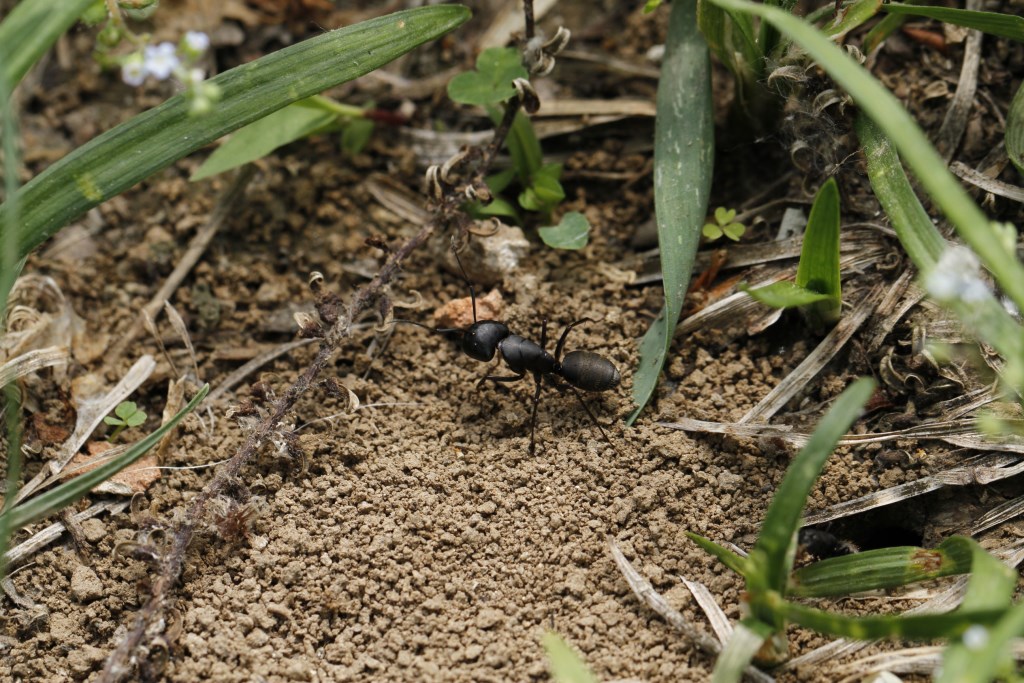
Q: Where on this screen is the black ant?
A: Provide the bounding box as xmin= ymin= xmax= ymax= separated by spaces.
xmin=399 ymin=251 xmax=621 ymax=455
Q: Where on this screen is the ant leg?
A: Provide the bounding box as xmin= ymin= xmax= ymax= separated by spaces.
xmin=476 ymin=371 xmax=525 ymax=388
xmin=539 ymin=317 xmax=548 ymax=350
xmin=529 ymin=372 xmax=544 ymax=456
xmin=566 ymin=384 xmax=620 ymax=456
xmin=554 ymin=317 xmax=600 ymax=361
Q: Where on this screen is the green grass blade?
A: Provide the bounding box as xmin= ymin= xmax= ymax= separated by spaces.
xmin=0 ymin=5 xmax=471 ymax=263
xmin=0 ymin=70 xmax=23 ymax=575
xmin=858 ymin=114 xmax=1024 ymax=365
xmin=881 ymin=4 xmax=1024 ymax=42
xmin=822 ymin=0 xmax=883 ymax=38
xmin=855 ymin=115 xmax=945 ymax=268
xmin=1007 ymin=82 xmax=1024 ymax=177
xmin=0 ymin=0 xmax=94 ymax=94
xmin=686 ymin=532 xmax=749 ymax=576
xmin=781 ymin=597 xmax=1004 ymax=639
xmin=191 ymin=98 xmax=339 ymax=180
xmin=788 ymin=537 xmax=974 ymax=598
xmin=751 ymin=378 xmax=874 ymax=596
xmin=743 ymin=281 xmax=832 ymax=309
xmin=0 ymin=384 xmax=209 ymax=531
xmin=711 ymin=618 xmax=774 ymax=683
xmin=864 ymin=13 xmax=909 ymax=52
xmin=628 ymin=0 xmax=713 ymax=424
xmin=795 ymin=177 xmax=841 ymax=328
xmin=542 ymin=632 xmax=597 ymax=683
xmin=710 ymin=0 xmax=1024 ymax=317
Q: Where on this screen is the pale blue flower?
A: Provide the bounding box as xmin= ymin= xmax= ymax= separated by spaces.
xmin=143 ymin=42 xmax=179 ymax=80
xmin=121 ymin=54 xmax=146 ymax=87
xmin=183 ymin=31 xmax=210 ymax=55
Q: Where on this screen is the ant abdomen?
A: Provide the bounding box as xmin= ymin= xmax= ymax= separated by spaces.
xmin=559 ymin=351 xmax=620 ymax=392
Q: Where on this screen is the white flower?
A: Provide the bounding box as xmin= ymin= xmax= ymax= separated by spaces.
xmin=143 ymin=42 xmax=180 ymax=80
xmin=962 ymin=624 xmax=988 ymax=650
xmin=121 ymin=54 xmax=146 ymax=87
xmin=924 ymin=245 xmax=990 ymax=304
xmin=183 ymin=31 xmax=210 ymax=55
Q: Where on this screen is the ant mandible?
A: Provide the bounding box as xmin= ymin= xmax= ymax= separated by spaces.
xmin=401 ymin=250 xmax=620 ymax=455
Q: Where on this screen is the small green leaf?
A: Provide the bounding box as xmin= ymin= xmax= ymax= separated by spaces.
xmin=743 ymin=280 xmax=832 ymax=308
xmin=115 ymin=401 xmax=138 ymax=420
xmin=1007 ymin=83 xmax=1024 ymax=177
xmin=644 ymin=0 xmax=664 ymax=12
xmin=881 ymin=3 xmax=1024 ymax=42
xmin=125 ymin=411 xmax=147 ymax=428
xmin=519 ymin=172 xmax=565 ymax=212
xmin=687 ymin=531 xmax=749 ymax=576
xmin=192 ymin=99 xmax=337 ymax=180
xmin=714 ymin=206 xmax=736 ymax=224
xmin=542 ymin=632 xmax=597 ymax=683
xmin=486 ymin=168 xmax=517 ymax=195
xmin=341 ymin=117 xmax=374 ymax=156
xmin=703 ymin=223 xmax=724 ymax=240
xmin=473 ymin=197 xmax=519 ymax=219
xmin=795 ymin=177 xmax=842 ymax=328
xmin=723 ymin=222 xmax=745 ymax=241
xmin=103 ymin=415 xmax=123 ymax=427
xmin=447 ymin=47 xmax=529 ymax=106
xmin=539 ymin=212 xmax=590 ymax=250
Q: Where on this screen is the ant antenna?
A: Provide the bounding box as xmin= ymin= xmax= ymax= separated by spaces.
xmin=451 ymin=247 xmax=479 ymax=324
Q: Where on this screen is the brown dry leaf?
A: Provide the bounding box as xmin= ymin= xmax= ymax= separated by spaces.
xmin=63 ymin=442 xmax=161 ymax=496
xmin=433 ymin=290 xmax=504 ymax=329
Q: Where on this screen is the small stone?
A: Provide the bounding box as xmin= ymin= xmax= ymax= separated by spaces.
xmin=70 ymin=565 xmax=104 ymax=603
xmin=246 ymin=628 xmax=269 ymax=647
xmin=80 ymin=519 xmax=107 ymax=543
xmin=463 ymin=644 xmax=483 ymax=661
xmin=476 ymin=608 xmax=504 ymax=629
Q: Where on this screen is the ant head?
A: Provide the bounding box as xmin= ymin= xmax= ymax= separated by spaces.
xmin=461 ymin=320 xmax=510 ymax=362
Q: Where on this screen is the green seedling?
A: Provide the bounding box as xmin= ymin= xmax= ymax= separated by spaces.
xmin=687 ymin=379 xmax=1017 ymax=681
xmin=743 ymin=178 xmax=841 ymax=331
xmin=542 ymin=631 xmax=596 ymax=683
xmin=104 ymin=400 xmax=147 ymax=441
xmin=702 ymin=206 xmax=745 ymax=242
xmin=447 ymin=46 xmax=590 ymax=245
